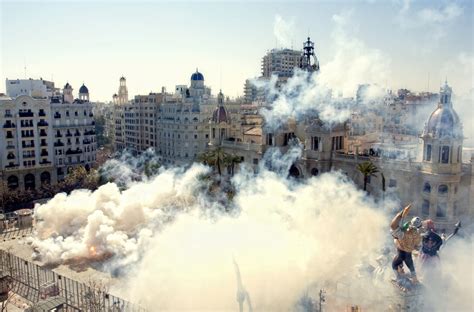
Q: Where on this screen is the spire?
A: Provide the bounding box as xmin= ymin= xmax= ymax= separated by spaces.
xmin=300 ymin=36 xmax=320 ymax=72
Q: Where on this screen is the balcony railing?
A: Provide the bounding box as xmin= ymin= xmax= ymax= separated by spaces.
xmin=4 ymin=113 xmax=12 ymax=118
xmin=39 ymin=111 xmax=46 ymax=117
xmin=39 ymin=131 xmax=48 ymax=137
xmin=22 ymin=143 xmax=35 ymax=148
xmin=54 ymin=142 xmax=65 ymax=147
xmin=37 ymin=121 xmax=49 ymax=127
xmin=40 ymin=142 xmax=48 ymax=147
xmin=6 ymin=144 xmax=15 ymax=149
xmin=19 ymin=112 xmax=34 ymax=117
xmin=3 ymin=122 xmax=15 ymax=128
xmin=66 ymin=148 xmax=82 ymax=155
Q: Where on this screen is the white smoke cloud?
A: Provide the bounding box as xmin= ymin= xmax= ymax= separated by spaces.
xmin=31 ymin=164 xmax=211 ymax=268
xmin=396 ymin=1 xmax=464 ymax=40
xmin=259 ymin=11 xmax=390 ymax=131
xmin=273 ymin=15 xmax=296 ymax=49
xmin=417 ymin=3 xmax=463 ymax=24
xmin=125 ymin=167 xmax=390 ymax=311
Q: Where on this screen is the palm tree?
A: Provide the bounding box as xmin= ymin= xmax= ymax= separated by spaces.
xmin=223 ymin=153 xmax=242 ymax=176
xmin=198 ymin=147 xmax=227 ymax=175
xmin=357 ymin=161 xmax=379 ymax=191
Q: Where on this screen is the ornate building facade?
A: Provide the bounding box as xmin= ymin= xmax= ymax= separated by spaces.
xmin=0 ymin=79 xmax=97 ymax=192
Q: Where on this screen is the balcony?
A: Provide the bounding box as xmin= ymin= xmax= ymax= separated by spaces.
xmin=54 ymin=141 xmax=65 ymax=147
xmin=22 ymin=143 xmax=35 ymax=148
xmin=19 ymin=111 xmax=34 ymax=117
xmin=6 ymin=144 xmax=15 ymax=149
xmin=39 ymin=131 xmax=48 ymax=137
xmin=66 ymin=148 xmax=82 ymax=155
xmin=4 ymin=113 xmax=12 ymax=118
xmin=39 ymin=111 xmax=46 ymax=117
xmin=6 ymin=133 xmax=14 ymax=139
xmin=5 ymin=164 xmax=19 ymax=170
xmin=3 ymin=122 xmax=15 ymax=129
xmin=41 ymin=150 xmax=48 ymax=157
xmin=83 ymin=139 xmax=91 ymax=144
xmin=41 ymin=141 xmax=48 ymax=147
xmin=39 ymin=160 xmax=52 ymax=166
xmin=23 ymin=154 xmax=35 ymax=159
xmin=65 ymin=133 xmax=72 ymax=137
xmin=74 ymin=131 xmax=81 ymax=137
xmin=37 ymin=121 xmax=49 ymax=127
xmin=54 ymin=113 xmax=61 ymax=119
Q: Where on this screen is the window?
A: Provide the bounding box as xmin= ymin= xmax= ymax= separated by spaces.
xmin=440 ymin=146 xmax=449 ymax=163
xmin=422 ymin=200 xmax=430 ymax=216
xmin=438 ymin=185 xmax=448 ymax=195
xmin=331 ymin=136 xmax=343 ymax=151
xmin=423 ymin=182 xmax=431 ymax=193
xmin=436 ymin=202 xmax=447 ymax=218
xmin=311 ymin=168 xmax=319 ymax=176
xmin=253 ymin=158 xmax=259 ymax=165
xmin=266 ymin=133 xmax=274 ymax=146
xmin=424 ymin=144 xmax=432 ymax=161
xmin=311 ymin=136 xmax=320 ymax=151
xmin=389 ymin=179 xmax=397 ymax=188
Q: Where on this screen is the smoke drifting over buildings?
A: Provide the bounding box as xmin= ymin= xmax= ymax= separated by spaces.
xmin=9 ymin=10 xmax=473 ymax=312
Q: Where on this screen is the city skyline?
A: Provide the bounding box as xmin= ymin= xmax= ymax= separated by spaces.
xmin=1 ymin=0 xmax=473 ymax=101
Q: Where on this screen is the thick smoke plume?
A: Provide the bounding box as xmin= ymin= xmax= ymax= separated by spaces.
xmin=259 ymin=12 xmax=390 ymax=131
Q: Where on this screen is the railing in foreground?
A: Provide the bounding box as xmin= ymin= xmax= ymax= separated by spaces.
xmin=0 ymin=250 xmax=146 ymax=311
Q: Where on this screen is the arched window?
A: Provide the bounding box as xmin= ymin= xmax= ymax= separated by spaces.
xmin=24 ymin=173 xmax=36 ymax=190
xmin=311 ymin=168 xmax=319 ymax=176
xmin=289 ymin=165 xmax=301 ymax=178
xmin=440 ymin=146 xmax=450 ymax=164
xmin=40 ymin=171 xmax=51 ymax=185
xmin=7 ymin=175 xmax=19 ymax=190
xmin=423 ymin=182 xmax=431 ymax=193
xmin=438 ymin=185 xmax=448 ymax=195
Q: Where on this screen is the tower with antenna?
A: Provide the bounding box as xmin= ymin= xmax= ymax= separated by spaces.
xmin=300 ymin=37 xmax=320 ymax=73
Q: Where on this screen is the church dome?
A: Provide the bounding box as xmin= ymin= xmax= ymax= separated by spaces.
xmin=212 ymin=106 xmax=230 ymax=124
xmin=79 ymin=84 xmax=89 ymax=94
xmin=423 ymin=82 xmax=462 ymax=139
xmin=191 ymin=69 xmax=204 ymax=81
xmin=64 ymin=82 xmax=72 ymax=89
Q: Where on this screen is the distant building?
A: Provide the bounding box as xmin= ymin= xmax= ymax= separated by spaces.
xmin=261 ymin=48 xmax=302 ymax=79
xmin=0 ymin=79 xmax=96 ymax=192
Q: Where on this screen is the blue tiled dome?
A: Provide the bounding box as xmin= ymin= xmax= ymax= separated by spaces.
xmin=191 ymin=70 xmax=204 ymax=81
xmin=79 ymin=84 xmax=89 ymax=94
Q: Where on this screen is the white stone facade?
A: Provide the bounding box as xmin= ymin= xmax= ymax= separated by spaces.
xmin=0 ymin=79 xmax=97 ymax=192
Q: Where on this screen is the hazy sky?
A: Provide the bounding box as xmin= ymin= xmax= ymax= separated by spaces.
xmin=1 ymin=0 xmax=473 ymax=101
